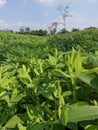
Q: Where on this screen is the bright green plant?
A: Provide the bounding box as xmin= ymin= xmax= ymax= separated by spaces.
xmin=0 ymin=30 xmax=98 ymax=129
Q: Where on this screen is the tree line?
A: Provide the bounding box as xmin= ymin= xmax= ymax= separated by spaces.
xmin=16 ymin=27 xmax=48 ymax=36
xmin=0 ymin=26 xmax=97 ymax=36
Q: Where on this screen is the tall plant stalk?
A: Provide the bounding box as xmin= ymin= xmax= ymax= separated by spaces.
xmin=71 ymin=77 xmax=77 ymax=102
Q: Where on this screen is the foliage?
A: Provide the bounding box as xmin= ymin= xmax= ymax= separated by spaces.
xmin=47 ymin=29 xmax=98 ymax=52
xmin=0 ymin=29 xmax=98 ymax=129
xmin=57 ymin=28 xmax=69 ymax=34
xmin=17 ymin=27 xmax=48 ymax=36
xmin=71 ymin=28 xmax=80 ymax=32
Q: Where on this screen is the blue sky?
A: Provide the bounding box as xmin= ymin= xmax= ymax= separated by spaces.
xmin=0 ymin=0 xmax=98 ymax=31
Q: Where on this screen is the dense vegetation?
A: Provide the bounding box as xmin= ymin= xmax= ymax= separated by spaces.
xmin=0 ymin=28 xmax=98 ymax=130
xmin=17 ymin=27 xmax=48 ymax=36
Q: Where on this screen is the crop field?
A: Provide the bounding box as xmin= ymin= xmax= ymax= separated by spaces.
xmin=0 ymin=29 xmax=98 ymax=129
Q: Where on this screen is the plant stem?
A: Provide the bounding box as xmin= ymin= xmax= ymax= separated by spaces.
xmin=71 ymin=77 xmax=77 ymax=102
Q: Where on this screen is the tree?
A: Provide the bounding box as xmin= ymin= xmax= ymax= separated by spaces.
xmin=72 ymin=28 xmax=80 ymax=32
xmin=52 ymin=21 xmax=59 ymax=34
xmin=37 ymin=29 xmax=47 ymax=36
xmin=84 ymin=27 xmax=96 ymax=30
xmin=48 ymin=21 xmax=60 ymax=35
xmin=24 ymin=27 xmax=31 ymax=34
xmin=57 ymin=4 xmax=72 ymax=32
xmin=30 ymin=29 xmax=47 ymax=36
xmin=19 ymin=27 xmax=25 ymax=34
xmin=57 ymin=28 xmax=69 ymax=34
xmin=48 ymin=26 xmax=52 ymax=35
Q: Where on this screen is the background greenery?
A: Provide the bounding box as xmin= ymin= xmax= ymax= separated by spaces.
xmin=0 ymin=28 xmax=98 ymax=130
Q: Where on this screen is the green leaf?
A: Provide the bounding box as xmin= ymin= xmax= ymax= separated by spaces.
xmin=71 ymin=101 xmax=88 ymax=106
xmin=85 ymin=125 xmax=98 ymax=130
xmin=33 ymin=68 xmax=40 ymax=76
xmin=5 ymin=115 xmax=23 ymax=129
xmin=0 ymin=91 xmax=11 ymax=106
xmin=53 ymin=124 xmax=65 ymax=130
xmin=22 ymin=65 xmax=26 ymax=72
xmin=45 ymin=106 xmax=54 ymax=115
xmin=59 ymin=95 xmax=65 ymax=106
xmin=11 ymin=88 xmax=25 ymax=103
xmin=82 ymin=67 xmax=98 ymax=75
xmin=67 ymin=123 xmax=78 ymax=130
xmin=0 ymin=91 xmax=7 ymax=99
xmin=63 ymin=91 xmax=72 ymax=97
xmin=18 ymin=65 xmax=32 ymax=83
xmin=68 ymin=106 xmax=98 ymax=123
xmin=53 ymin=69 xmax=70 ymax=78
xmin=74 ymin=50 xmax=83 ymax=74
xmin=27 ymin=123 xmax=44 ymax=130
xmin=78 ymin=73 xmax=98 ymax=89
xmin=48 ymin=54 xmax=57 ymax=66
xmin=27 ymin=105 xmax=34 ymax=120
xmin=59 ymin=106 xmax=68 ymax=126
xmin=18 ymin=123 xmax=26 ymax=130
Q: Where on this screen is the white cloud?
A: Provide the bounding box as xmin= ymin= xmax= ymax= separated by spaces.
xmin=36 ymin=0 xmax=79 ymax=7
xmin=0 ymin=19 xmax=8 ymax=27
xmin=0 ymin=0 xmax=7 ymax=7
xmin=36 ymin=0 xmax=56 ymax=6
xmin=0 ymin=20 xmax=23 ymax=30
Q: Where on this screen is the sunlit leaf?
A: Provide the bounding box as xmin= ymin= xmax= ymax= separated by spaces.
xmin=5 ymin=115 xmax=23 ymax=129
xmin=59 ymin=106 xmax=68 ymax=126
xmin=68 ymin=106 xmax=98 ymax=123
xmin=78 ymin=73 xmax=98 ymax=89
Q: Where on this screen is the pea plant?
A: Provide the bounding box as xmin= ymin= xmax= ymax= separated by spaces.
xmin=0 ymin=30 xmax=98 ymax=129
